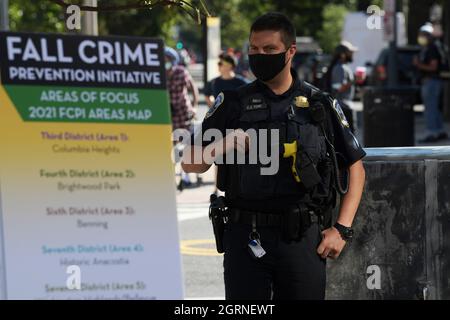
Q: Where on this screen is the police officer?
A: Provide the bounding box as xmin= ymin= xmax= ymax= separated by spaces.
xmin=182 ymin=12 xmax=366 ymax=300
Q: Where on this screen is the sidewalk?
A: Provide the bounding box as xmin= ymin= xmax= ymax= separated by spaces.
xmin=176 ymin=166 xmax=216 ymax=205
xmin=414 ymin=113 xmax=450 ymax=146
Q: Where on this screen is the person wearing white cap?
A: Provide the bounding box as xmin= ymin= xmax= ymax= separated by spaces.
xmin=413 ymin=23 xmax=448 ymax=143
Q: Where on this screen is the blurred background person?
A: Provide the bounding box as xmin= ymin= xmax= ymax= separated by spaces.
xmin=178 ymin=48 xmax=192 ymax=67
xmin=204 ymin=53 xmax=249 ymax=107
xmin=165 ymin=47 xmax=200 ymax=190
xmin=325 ymin=41 xmax=358 ymax=132
xmin=413 ymin=23 xmax=448 ymax=143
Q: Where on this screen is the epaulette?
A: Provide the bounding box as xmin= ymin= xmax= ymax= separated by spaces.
xmin=301 ymin=81 xmax=322 ymax=97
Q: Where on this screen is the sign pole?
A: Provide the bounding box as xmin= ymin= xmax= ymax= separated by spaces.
xmin=0 ymin=0 xmax=9 ymax=31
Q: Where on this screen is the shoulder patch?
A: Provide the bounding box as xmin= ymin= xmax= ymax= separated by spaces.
xmin=204 ymin=92 xmax=224 ymax=120
xmin=332 ymin=99 xmax=350 ymax=128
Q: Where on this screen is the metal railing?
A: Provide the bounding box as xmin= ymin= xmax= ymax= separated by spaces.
xmin=365 ymin=146 xmax=450 ymax=161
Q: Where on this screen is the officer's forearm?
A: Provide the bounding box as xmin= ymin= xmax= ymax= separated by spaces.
xmin=181 ymin=145 xmax=213 ymax=173
xmin=181 ymin=137 xmax=229 ymax=173
xmin=336 ymin=160 xmax=366 ymax=227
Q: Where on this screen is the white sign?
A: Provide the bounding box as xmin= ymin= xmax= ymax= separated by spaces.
xmin=0 ymin=32 xmax=183 ymax=300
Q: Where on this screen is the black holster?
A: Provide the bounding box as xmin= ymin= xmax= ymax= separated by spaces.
xmin=281 ymin=205 xmax=314 ymax=243
xmin=209 ymin=194 xmax=227 ymax=254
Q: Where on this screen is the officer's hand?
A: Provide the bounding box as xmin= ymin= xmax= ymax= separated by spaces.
xmin=223 ymin=129 xmax=250 ymax=155
xmin=317 ymin=227 xmax=346 ymax=260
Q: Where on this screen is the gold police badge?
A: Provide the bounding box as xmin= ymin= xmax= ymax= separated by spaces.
xmin=294 ymin=96 xmax=309 ymax=108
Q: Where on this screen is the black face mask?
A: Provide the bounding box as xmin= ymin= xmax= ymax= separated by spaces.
xmin=346 ymin=55 xmax=353 ymax=63
xmin=249 ymin=51 xmax=288 ymax=82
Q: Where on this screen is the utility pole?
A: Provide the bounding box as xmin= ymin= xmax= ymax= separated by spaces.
xmin=202 ymin=17 xmax=221 ymax=86
xmin=444 ymin=0 xmax=450 ymax=121
xmin=0 ymin=0 xmax=9 ymax=31
xmin=82 ymin=0 xmax=98 ymax=36
xmin=202 ymin=16 xmax=207 ymax=87
xmin=386 ymin=0 xmax=399 ymax=87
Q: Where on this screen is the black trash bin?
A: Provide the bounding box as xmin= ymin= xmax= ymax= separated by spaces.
xmin=363 ymin=86 xmax=418 ymax=147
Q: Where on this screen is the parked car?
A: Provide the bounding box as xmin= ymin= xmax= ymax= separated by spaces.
xmin=367 ymin=45 xmax=421 ymax=87
xmin=366 ymin=45 xmax=422 ymax=104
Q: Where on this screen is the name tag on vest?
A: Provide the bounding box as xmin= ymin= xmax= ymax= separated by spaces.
xmin=246 ymin=98 xmax=267 ymax=111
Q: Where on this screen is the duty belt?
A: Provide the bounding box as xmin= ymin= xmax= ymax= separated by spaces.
xmin=229 ymin=208 xmax=282 ymax=226
xmin=229 ymin=207 xmax=320 ymax=227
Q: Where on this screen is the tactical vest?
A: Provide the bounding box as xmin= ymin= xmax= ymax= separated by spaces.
xmin=219 ymin=81 xmax=336 ymax=213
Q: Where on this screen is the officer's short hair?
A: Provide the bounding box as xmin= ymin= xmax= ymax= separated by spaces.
xmin=250 ymin=12 xmax=296 ymax=50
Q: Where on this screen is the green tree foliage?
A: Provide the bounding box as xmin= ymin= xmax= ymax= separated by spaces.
xmin=7 ymin=0 xmax=202 ymax=46
xmin=202 ymin=0 xmax=381 ymax=52
xmin=176 ymin=17 xmax=202 ymax=56
xmin=317 ymin=4 xmax=350 ymax=54
xmin=186 ymin=0 xmax=273 ymax=51
xmin=273 ymin=0 xmax=334 ymax=38
xmin=9 ymin=0 xmax=65 ymax=32
xmin=98 ymin=5 xmax=179 ymax=45
xmin=175 ymin=0 xmax=273 ymax=59
xmin=6 ymin=0 xmax=397 ymax=55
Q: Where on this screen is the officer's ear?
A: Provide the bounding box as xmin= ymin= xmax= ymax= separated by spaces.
xmin=287 ymin=44 xmax=296 ymax=60
xmin=289 ymin=44 xmax=296 ymax=55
